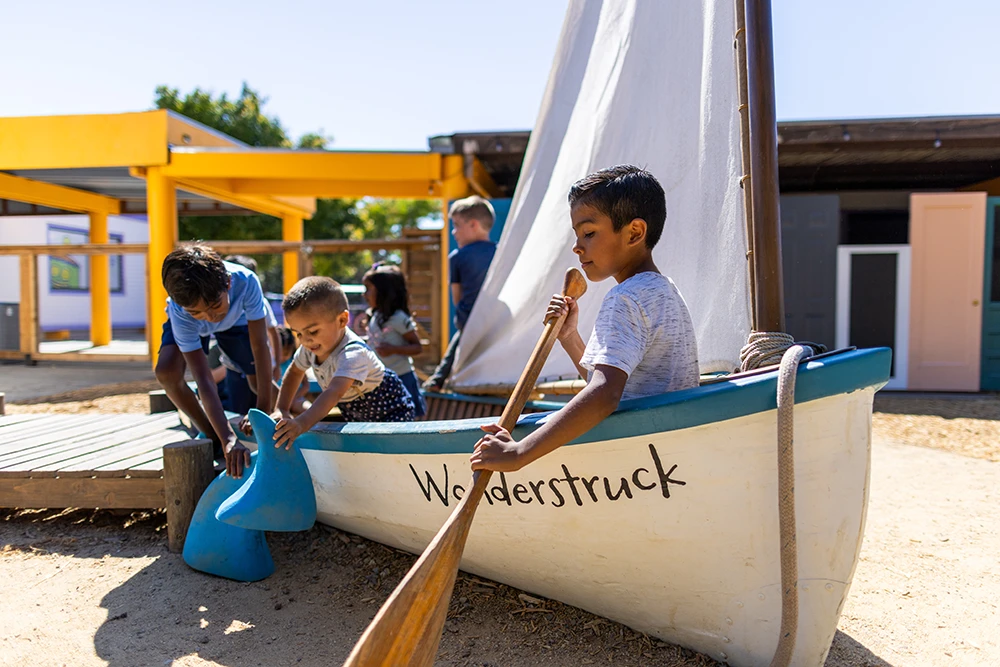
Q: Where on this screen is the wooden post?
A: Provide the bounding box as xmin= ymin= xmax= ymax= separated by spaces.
xmin=88 ymin=210 xmax=112 ymax=347
xmin=163 ymin=438 xmax=215 ymax=553
xmin=149 ymin=389 xmax=177 ymax=413
xmin=0 ymin=392 xmax=5 ymax=416
xmin=745 ymin=0 xmax=785 ymax=332
xmin=18 ymin=254 xmax=38 ymax=361
xmin=281 ymin=213 xmax=303 ymax=293
xmin=734 ymin=0 xmax=758 ymax=331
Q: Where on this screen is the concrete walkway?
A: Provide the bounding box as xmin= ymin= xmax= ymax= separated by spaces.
xmin=0 ymin=360 xmax=155 ymax=402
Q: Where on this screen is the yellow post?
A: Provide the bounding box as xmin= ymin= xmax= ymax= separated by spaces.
xmin=88 ymin=210 xmax=111 ymax=346
xmin=146 ymin=167 xmax=177 ymax=368
xmin=281 ymin=213 xmax=303 ymax=293
xmin=440 ymin=199 xmax=451 ymax=358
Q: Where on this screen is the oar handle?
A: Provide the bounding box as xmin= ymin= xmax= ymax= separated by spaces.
xmin=468 ymin=268 xmax=587 ymax=495
xmin=496 ymin=267 xmax=587 ymax=430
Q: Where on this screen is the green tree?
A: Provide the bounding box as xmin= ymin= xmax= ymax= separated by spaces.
xmin=154 ymin=83 xmax=440 ymax=291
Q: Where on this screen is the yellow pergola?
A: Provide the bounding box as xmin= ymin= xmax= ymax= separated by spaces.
xmin=0 ymin=110 xmax=495 ymax=365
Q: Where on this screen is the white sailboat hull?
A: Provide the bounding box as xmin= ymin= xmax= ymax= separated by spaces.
xmin=297 ymin=349 xmax=887 ymax=666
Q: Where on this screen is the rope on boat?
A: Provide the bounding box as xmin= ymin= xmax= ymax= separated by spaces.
xmin=739 ymin=331 xmax=826 ymax=372
xmin=740 ymin=333 xmax=826 ymax=667
xmin=768 ymin=343 xmax=811 ymax=667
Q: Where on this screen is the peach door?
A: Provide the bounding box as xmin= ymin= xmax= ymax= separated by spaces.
xmin=908 ymin=192 xmax=987 ymax=391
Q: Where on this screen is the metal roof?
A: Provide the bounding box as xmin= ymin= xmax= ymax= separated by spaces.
xmin=0 ymin=167 xmax=251 ymax=217
xmin=431 ymin=115 xmax=1000 ymax=195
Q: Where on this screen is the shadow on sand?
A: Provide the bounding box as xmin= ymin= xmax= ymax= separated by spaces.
xmin=874 ymin=391 xmax=1000 ymax=419
xmin=826 ymin=630 xmax=895 ymax=666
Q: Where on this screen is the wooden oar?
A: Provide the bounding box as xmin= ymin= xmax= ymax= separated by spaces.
xmin=343 ymin=267 xmax=588 ymax=667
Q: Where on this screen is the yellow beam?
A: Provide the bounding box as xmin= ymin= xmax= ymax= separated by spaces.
xmin=161 ymin=149 xmax=465 ymax=183
xmin=129 ymin=168 xmax=315 ymax=219
xmin=189 ymin=178 xmax=456 ymax=199
xmin=174 ymin=178 xmax=315 ymax=218
xmin=282 ymin=214 xmax=303 ymax=293
xmin=468 ymin=157 xmax=500 ymax=199
xmin=146 ymin=168 xmax=177 ymax=369
xmin=0 ymin=172 xmax=120 ymax=214
xmin=89 ymin=211 xmax=111 ymax=346
xmin=0 ymin=110 xmax=169 ymax=170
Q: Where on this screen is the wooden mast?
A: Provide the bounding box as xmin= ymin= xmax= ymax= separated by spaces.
xmin=744 ymin=0 xmax=785 ymax=332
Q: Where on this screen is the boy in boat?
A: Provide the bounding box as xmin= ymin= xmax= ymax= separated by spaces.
xmin=421 ymin=195 xmax=497 ymax=391
xmin=271 ymin=276 xmax=414 ymax=449
xmin=471 ymin=165 xmax=699 ymax=472
xmin=155 ymin=244 xmax=274 ymax=478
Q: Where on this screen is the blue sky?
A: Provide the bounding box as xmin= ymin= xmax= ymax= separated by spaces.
xmin=2 ymin=0 xmax=998 ymax=149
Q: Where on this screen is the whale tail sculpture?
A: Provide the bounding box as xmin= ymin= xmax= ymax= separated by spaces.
xmin=215 ymin=409 xmax=318 ymax=532
xmin=182 ymin=450 xmax=275 ymax=582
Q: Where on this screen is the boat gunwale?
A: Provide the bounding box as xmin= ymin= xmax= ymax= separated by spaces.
xmin=302 ymin=347 xmax=891 ymax=454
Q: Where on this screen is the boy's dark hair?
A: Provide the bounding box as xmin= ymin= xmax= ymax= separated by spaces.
xmin=362 ymin=263 xmax=411 ymax=323
xmin=568 ymin=165 xmax=666 ymax=249
xmin=449 ymin=195 xmax=495 ymax=231
xmin=162 ymin=244 xmax=230 ymax=308
xmin=224 ymin=254 xmax=259 ymax=275
xmin=282 ymin=276 xmax=349 ymax=316
xmin=276 ymin=325 xmax=296 ymax=351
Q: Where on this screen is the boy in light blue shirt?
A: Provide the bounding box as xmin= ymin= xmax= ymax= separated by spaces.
xmin=155 ymin=244 xmax=273 ymax=478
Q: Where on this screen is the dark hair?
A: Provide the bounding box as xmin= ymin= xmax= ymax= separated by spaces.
xmin=568 ymin=165 xmax=666 ymax=249
xmin=362 ymin=263 xmax=410 ymax=324
xmin=224 ymin=254 xmax=259 ymax=275
xmin=449 ymin=195 xmax=495 ymax=230
xmin=282 ymin=276 xmax=348 ymax=315
xmin=276 ymin=325 xmax=296 ymax=351
xmin=162 ymin=244 xmax=229 ymax=308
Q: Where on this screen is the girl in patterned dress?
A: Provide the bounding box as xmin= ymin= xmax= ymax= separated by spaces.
xmin=362 ymin=263 xmax=427 ymax=417
xmin=271 ymin=276 xmax=415 ymax=449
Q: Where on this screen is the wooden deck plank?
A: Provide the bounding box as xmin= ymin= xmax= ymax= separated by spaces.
xmin=0 ymin=420 xmax=177 ymax=473
xmin=0 ymin=414 xmax=87 ymax=440
xmin=92 ymin=435 xmax=186 ymax=474
xmin=0 ymin=416 xmax=180 ymax=472
xmin=58 ymin=429 xmax=190 ymax=473
xmin=0 ymin=414 xmax=156 ymax=461
xmin=0 ymin=417 xmax=159 ymax=468
xmin=0 ymin=415 xmax=115 ymax=453
xmin=0 ymin=476 xmax=165 ymax=509
xmin=0 ymin=414 xmax=50 ymax=429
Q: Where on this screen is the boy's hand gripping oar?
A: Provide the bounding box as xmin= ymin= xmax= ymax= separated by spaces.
xmin=343 ymin=267 xmax=588 ymax=667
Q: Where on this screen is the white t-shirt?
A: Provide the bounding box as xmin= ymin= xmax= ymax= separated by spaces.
xmin=580 ymin=272 xmax=699 ymax=401
xmin=367 ymin=309 xmax=417 ymax=377
xmin=292 ymin=328 xmax=385 ymax=402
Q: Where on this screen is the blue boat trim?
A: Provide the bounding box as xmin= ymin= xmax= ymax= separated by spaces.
xmin=304 ymin=347 xmax=891 ymax=455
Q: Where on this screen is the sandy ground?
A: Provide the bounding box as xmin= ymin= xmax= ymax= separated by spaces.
xmin=1 ymin=387 xmax=999 ymax=666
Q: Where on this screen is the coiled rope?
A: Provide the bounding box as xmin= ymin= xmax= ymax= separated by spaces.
xmin=739 ymin=333 xmax=826 ymax=667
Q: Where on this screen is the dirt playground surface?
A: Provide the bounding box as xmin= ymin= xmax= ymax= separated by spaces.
xmin=1 ymin=386 xmax=998 ymax=666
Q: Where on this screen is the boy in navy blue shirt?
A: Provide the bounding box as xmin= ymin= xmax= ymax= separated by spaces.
xmin=422 ymin=196 xmax=497 ymax=391
xmin=155 ymin=244 xmax=273 ymax=478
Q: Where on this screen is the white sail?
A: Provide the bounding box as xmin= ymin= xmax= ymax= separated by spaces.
xmin=451 ymin=0 xmax=751 ymax=389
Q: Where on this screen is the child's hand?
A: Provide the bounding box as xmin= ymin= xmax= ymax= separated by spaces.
xmin=225 ymin=436 xmax=251 ymax=478
xmin=269 ymin=409 xmax=291 ymax=423
xmin=375 ymin=343 xmax=393 ymax=357
xmin=470 ymin=424 xmax=531 ymax=472
xmin=273 ymin=415 xmax=305 ymax=450
xmin=544 ymin=294 xmax=579 ymax=341
xmin=239 ymin=415 xmax=253 ymax=437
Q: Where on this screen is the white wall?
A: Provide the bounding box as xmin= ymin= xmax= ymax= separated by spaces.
xmin=0 ymin=215 xmax=148 ymax=331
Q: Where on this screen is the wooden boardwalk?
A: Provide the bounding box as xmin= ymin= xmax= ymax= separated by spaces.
xmin=0 ymin=413 xmax=197 ymax=509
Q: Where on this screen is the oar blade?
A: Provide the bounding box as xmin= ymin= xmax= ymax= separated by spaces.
xmin=343 ymin=475 xmax=488 ymax=666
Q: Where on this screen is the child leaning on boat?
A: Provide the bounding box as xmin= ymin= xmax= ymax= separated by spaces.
xmin=270 ymin=276 xmax=415 ymax=449
xmin=471 ymin=164 xmax=699 ymax=473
